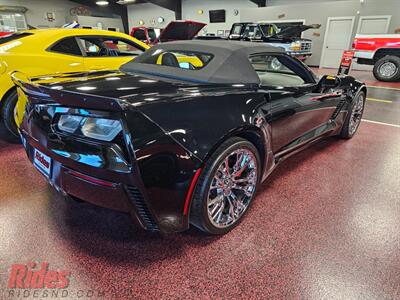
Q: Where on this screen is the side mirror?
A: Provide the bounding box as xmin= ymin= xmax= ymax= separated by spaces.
xmin=318 ymin=75 xmax=341 ymax=89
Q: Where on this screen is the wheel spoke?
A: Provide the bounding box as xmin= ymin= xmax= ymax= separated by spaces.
xmin=224 ymin=157 xmax=230 ymax=176
xmin=226 ymin=197 xmax=235 ymax=224
xmin=208 ymin=194 xmax=223 ymax=207
xmin=210 ymin=201 xmax=224 ymax=220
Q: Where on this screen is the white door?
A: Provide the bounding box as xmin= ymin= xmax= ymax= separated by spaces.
xmin=353 ymin=15 xmax=392 ymax=70
xmin=320 ymin=17 xmax=355 ymax=68
xmin=357 ymin=15 xmax=391 ymax=34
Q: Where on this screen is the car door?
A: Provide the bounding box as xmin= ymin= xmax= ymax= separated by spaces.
xmin=250 ymin=54 xmax=343 ymax=153
xmin=77 ymin=36 xmax=144 ymax=72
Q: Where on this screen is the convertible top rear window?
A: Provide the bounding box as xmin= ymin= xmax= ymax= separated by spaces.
xmin=134 ymin=49 xmax=213 ymax=70
xmin=121 ymin=40 xmax=287 ymax=84
xmin=0 ymin=32 xmax=33 ymax=45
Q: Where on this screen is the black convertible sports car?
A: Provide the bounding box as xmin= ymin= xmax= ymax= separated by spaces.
xmin=14 ymin=41 xmax=366 ymax=235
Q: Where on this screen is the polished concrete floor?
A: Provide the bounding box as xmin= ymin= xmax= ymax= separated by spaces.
xmin=0 ymin=71 xmax=399 ymax=299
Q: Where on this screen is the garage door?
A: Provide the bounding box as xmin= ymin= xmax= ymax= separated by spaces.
xmin=320 ymin=17 xmax=355 ymax=68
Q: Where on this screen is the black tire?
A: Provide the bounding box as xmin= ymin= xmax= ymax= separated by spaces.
xmin=190 ymin=137 xmax=261 ymax=235
xmin=1 ymin=89 xmax=19 ymax=138
xmin=340 ymin=91 xmax=366 ymax=139
xmin=373 ymin=55 xmax=400 ymax=82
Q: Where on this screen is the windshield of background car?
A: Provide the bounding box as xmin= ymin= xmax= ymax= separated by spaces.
xmin=0 ymin=32 xmax=33 ymax=45
xmin=242 ymin=25 xmax=263 ymax=39
xmin=133 ymin=49 xmax=213 ymax=70
xmin=148 ymin=29 xmax=157 ymax=42
xmin=259 ymin=24 xmax=280 ymax=37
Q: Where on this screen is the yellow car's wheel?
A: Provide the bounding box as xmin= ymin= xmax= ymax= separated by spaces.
xmin=1 ymin=89 xmax=19 ymax=139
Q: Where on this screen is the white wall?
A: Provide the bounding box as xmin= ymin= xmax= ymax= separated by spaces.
xmin=0 ymin=0 xmax=77 ymax=28
xmin=77 ymin=16 xmax=124 ymax=32
xmin=182 ymin=0 xmax=257 ymax=35
xmin=126 ymin=0 xmax=257 ymax=34
xmin=127 ymin=2 xmax=175 ymax=29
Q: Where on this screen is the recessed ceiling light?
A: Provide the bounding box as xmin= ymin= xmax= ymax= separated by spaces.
xmin=96 ymin=1 xmax=109 ymax=6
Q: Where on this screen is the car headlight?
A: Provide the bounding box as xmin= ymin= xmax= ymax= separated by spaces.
xmin=290 ymin=41 xmax=301 ymax=51
xmin=57 ymin=115 xmax=122 ymax=142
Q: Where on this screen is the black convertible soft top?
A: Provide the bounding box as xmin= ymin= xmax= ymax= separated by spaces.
xmin=120 ymin=40 xmax=285 ymax=85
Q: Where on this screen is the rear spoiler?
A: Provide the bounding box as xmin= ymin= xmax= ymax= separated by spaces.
xmin=11 ymin=71 xmax=123 ymax=112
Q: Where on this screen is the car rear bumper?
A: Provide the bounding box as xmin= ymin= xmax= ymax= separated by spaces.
xmin=20 ymin=131 xmax=161 ymax=231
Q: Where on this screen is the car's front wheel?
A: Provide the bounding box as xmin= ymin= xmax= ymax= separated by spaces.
xmin=340 ymin=91 xmax=366 ymax=139
xmin=190 ymin=137 xmax=261 ymax=235
xmin=1 ymin=89 xmax=19 ymax=138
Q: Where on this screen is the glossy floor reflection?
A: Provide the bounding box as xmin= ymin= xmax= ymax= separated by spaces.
xmin=0 ymin=71 xmax=399 ymax=298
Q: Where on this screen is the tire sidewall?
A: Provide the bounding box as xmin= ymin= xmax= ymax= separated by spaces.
xmin=194 ymin=138 xmax=261 ymax=235
xmin=1 ymin=90 xmax=19 ymax=138
xmin=373 ymin=56 xmax=400 ymax=82
xmin=341 ymin=91 xmax=366 ymax=139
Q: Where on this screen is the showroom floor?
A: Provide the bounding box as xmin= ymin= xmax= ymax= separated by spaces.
xmin=0 ymin=70 xmax=399 ymax=299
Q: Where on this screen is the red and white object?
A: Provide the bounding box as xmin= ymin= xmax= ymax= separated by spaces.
xmin=352 ymin=34 xmax=400 ymax=82
xmin=338 ymin=50 xmax=355 ymax=76
xmin=34 ymin=149 xmax=52 ymax=177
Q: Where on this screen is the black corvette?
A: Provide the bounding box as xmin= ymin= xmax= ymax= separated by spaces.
xmin=14 ymin=40 xmax=366 ymax=234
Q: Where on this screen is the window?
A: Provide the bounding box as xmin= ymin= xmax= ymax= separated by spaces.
xmin=135 ymin=50 xmax=213 ymax=70
xmin=0 ymin=13 xmax=27 ymax=32
xmin=259 ymin=24 xmax=278 ymax=37
xmin=250 ymin=55 xmax=308 ymax=87
xmin=147 ymin=29 xmax=157 ymax=43
xmin=133 ymin=29 xmax=146 ymax=42
xmin=231 ymin=24 xmax=243 ymax=36
xmin=51 ymin=37 xmax=82 ymax=56
xmin=76 ymin=37 xmax=143 ymax=57
xmin=242 ymin=24 xmax=262 ymax=39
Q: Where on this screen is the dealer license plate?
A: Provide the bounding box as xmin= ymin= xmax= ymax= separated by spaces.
xmin=33 ymin=148 xmax=52 ymax=178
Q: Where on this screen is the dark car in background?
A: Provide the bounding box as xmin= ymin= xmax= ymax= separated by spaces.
xmin=14 ymin=40 xmax=366 ymax=235
xmin=227 ymin=22 xmax=320 ymax=61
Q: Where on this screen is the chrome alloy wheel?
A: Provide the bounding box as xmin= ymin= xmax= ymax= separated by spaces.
xmin=379 ymin=61 xmax=397 ymax=78
xmin=349 ymin=93 xmax=365 ymax=135
xmin=207 ymin=149 xmax=258 ymax=228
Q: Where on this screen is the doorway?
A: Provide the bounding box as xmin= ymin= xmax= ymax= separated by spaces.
xmin=320 ymin=16 xmax=355 ymax=68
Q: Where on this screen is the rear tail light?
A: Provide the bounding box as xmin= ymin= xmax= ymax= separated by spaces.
xmin=57 ymin=114 xmax=122 ymax=142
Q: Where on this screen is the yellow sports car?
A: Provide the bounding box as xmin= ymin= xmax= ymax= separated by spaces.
xmin=0 ymin=28 xmax=148 ymax=137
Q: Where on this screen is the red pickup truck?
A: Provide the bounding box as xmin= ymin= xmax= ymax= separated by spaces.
xmin=352 ymin=34 xmax=400 ymax=82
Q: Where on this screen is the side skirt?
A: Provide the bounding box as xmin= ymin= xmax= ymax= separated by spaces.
xmin=273 ymin=120 xmax=339 ymax=167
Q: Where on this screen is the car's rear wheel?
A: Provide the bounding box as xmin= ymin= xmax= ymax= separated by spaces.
xmin=373 ymin=55 xmax=400 ymax=82
xmin=340 ymin=91 xmax=366 ymax=139
xmin=1 ymin=89 xmax=19 ymax=139
xmin=190 ymin=137 xmax=261 ymax=235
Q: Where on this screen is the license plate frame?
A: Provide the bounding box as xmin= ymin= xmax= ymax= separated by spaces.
xmin=33 ymin=148 xmax=52 ymax=178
